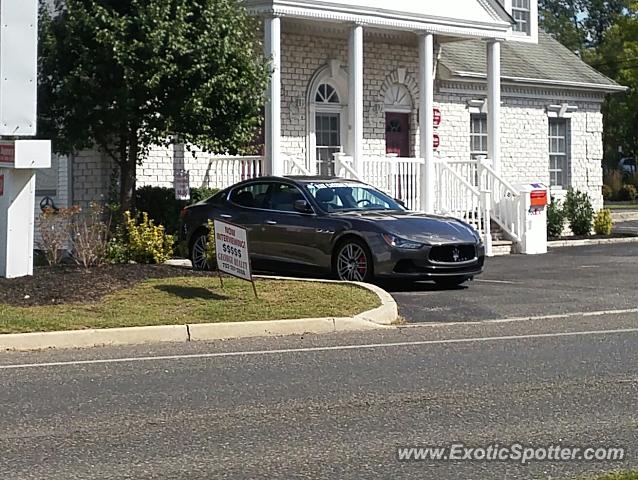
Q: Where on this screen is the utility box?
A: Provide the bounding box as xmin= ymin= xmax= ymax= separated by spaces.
xmin=517 ymin=182 xmax=549 ymax=255
xmin=0 ymin=140 xmax=51 ymax=278
xmin=0 ymin=0 xmax=38 ymax=136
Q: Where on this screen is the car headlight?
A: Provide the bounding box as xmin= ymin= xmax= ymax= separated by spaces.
xmin=382 ymin=234 xmax=423 ymax=250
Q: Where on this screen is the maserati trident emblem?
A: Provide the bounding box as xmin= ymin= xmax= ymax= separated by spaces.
xmin=452 ymin=247 xmax=461 ymax=262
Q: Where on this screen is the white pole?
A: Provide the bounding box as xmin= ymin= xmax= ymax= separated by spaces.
xmin=487 ymin=40 xmax=501 ymax=174
xmin=348 ymin=24 xmax=364 ymax=176
xmin=419 ymin=33 xmax=435 ymax=213
xmin=264 ymin=16 xmax=282 ymax=176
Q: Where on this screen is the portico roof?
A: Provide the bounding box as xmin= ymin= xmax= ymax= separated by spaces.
xmin=245 ymin=0 xmax=514 ymax=39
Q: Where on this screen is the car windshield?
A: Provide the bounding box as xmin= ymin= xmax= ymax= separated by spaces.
xmin=305 ymin=181 xmax=406 ymax=212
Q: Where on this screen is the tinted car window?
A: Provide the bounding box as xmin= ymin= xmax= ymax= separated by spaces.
xmin=269 ymin=183 xmax=306 ymax=212
xmin=228 ymin=183 xmax=272 ymax=209
xmin=306 ymin=182 xmax=404 ymax=212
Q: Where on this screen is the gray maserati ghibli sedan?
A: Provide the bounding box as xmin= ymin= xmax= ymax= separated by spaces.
xmin=179 ymin=176 xmax=485 ymax=287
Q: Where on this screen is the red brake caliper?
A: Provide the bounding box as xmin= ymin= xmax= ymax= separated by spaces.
xmin=357 ymin=255 xmax=366 ymax=273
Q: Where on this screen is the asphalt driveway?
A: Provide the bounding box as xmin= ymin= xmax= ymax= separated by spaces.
xmin=390 ymin=242 xmax=638 ymax=323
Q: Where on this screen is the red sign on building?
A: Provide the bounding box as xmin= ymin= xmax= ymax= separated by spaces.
xmin=0 ymin=144 xmax=15 ymax=164
xmin=0 ymin=174 xmax=4 ymax=197
xmin=433 ymin=134 xmax=440 ymax=149
xmin=433 ymin=107 xmax=441 ymax=127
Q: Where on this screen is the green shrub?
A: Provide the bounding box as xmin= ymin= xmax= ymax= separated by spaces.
xmin=603 ymin=169 xmax=623 ymax=200
xmin=593 ymin=209 xmax=613 ymax=236
xmin=564 ymin=188 xmax=594 ymax=236
xmin=107 ymin=211 xmax=174 ymax=264
xmin=546 ymin=198 xmax=565 ymax=238
xmin=191 ymin=187 xmax=219 ymax=204
xmin=135 ymin=186 xmax=220 ymax=234
xmin=618 ymin=184 xmax=638 ymax=201
xmin=602 ymin=184 xmax=613 ymax=201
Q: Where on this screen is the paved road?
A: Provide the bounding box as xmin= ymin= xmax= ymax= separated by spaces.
xmin=391 ymin=243 xmax=638 ymax=323
xmin=1 ymin=315 xmax=637 ymax=479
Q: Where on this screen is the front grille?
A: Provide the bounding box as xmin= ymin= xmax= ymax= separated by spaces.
xmin=429 ymin=244 xmax=476 ymax=263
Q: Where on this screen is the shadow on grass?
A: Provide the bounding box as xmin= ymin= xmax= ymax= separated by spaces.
xmin=154 ymin=285 xmax=230 ymax=301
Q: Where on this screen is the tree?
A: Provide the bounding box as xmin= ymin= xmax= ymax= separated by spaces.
xmin=589 ymin=13 xmax=638 ymax=160
xmin=38 ymin=0 xmax=269 ymax=212
xmin=538 ymin=0 xmax=632 ymax=51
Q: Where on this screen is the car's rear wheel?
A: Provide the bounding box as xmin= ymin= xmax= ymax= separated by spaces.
xmin=434 ymin=276 xmax=469 ymax=289
xmin=190 ymin=232 xmax=209 ymax=271
xmin=333 ymin=238 xmax=374 ymax=282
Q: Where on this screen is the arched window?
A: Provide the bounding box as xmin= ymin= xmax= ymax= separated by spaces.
xmin=315 ymin=83 xmax=340 ymax=104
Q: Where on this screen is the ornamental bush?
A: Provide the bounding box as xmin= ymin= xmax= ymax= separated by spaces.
xmin=618 ymin=184 xmax=638 ymax=201
xmin=593 ymin=209 xmax=613 ymax=236
xmin=564 ymin=188 xmax=594 ymax=236
xmin=546 ymin=198 xmax=565 ymax=238
xmin=108 ymin=211 xmax=174 ymax=264
xmin=602 ymin=184 xmax=613 ymax=201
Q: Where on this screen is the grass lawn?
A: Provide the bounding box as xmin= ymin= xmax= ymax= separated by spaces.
xmin=0 ymin=277 xmax=380 ymax=334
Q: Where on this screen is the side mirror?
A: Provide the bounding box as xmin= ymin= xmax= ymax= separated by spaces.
xmin=394 ymin=198 xmax=406 ymax=208
xmin=294 ymin=199 xmax=314 ymax=214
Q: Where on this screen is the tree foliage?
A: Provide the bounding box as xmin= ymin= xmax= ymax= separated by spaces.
xmin=539 ymin=0 xmax=632 ymax=51
xmin=38 ymin=0 xmax=269 ymax=211
xmin=540 ymin=1 xmax=638 ymax=165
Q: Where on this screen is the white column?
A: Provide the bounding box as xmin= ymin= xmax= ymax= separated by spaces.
xmin=487 ymin=40 xmax=501 ymax=174
xmin=264 ymin=16 xmax=282 ymax=176
xmin=348 ymin=24 xmax=364 ymax=174
xmin=419 ymin=33 xmax=435 ymax=213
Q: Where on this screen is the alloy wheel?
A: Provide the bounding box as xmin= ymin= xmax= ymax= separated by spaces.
xmin=336 ymin=243 xmax=369 ymax=281
xmin=191 ymin=234 xmax=209 ymax=270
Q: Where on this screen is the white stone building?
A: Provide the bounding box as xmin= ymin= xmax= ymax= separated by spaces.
xmin=40 ymin=0 xmax=624 ymax=253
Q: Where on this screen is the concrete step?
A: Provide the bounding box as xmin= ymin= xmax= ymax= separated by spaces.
xmin=491 ymin=240 xmax=514 ymax=256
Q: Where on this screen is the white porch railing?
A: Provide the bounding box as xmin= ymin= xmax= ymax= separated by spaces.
xmin=283 ymin=155 xmax=312 ymax=176
xmin=205 ymin=155 xmax=263 ymax=188
xmin=434 ymin=159 xmax=491 ymax=251
xmin=334 ymin=154 xmax=423 ymax=211
xmin=441 ymin=156 xmax=522 ymax=243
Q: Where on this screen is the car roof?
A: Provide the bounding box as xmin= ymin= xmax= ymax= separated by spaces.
xmin=285 ymin=176 xmax=364 ymax=184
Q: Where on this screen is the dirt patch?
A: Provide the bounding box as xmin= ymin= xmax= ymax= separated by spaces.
xmin=0 ymin=264 xmax=216 ymax=307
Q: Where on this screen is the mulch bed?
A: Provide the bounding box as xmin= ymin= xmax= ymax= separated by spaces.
xmin=550 ymin=232 xmax=638 ymax=241
xmin=0 ymin=264 xmax=217 ymax=307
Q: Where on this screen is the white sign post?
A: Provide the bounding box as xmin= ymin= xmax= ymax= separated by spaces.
xmin=213 ymin=219 xmax=257 ymax=298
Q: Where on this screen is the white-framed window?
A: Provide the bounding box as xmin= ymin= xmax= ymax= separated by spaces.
xmin=549 ymin=118 xmax=569 ymax=188
xmin=512 ymin=0 xmax=531 ymax=34
xmin=470 ymin=113 xmax=488 ymax=159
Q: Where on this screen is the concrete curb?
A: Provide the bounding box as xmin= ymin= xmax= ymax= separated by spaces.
xmin=0 ymin=277 xmax=396 ymax=351
xmin=0 ymin=325 xmax=188 ymax=351
xmin=548 ymin=236 xmax=638 ymax=248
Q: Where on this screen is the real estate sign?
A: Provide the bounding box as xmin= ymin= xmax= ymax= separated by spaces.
xmin=213 ymin=220 xmax=252 ymax=282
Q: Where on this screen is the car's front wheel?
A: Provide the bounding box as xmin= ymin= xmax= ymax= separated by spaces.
xmin=333 ymin=238 xmax=374 ymax=282
xmin=190 ymin=232 xmax=209 ymax=271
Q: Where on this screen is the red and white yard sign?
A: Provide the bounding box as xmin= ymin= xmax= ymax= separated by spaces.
xmin=214 ymin=220 xmax=252 ymax=282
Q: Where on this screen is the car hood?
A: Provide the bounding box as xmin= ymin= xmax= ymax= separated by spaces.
xmin=336 ymin=211 xmax=479 ymax=244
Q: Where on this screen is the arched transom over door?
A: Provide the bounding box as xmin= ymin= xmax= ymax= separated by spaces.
xmin=384 ymin=84 xmax=413 ymax=158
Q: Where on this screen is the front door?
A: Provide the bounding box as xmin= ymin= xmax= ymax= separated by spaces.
xmin=315 ymin=113 xmax=341 ymax=176
xmin=385 ymin=112 xmax=410 ymax=157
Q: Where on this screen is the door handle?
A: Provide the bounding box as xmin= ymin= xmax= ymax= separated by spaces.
xmin=220 ymin=214 xmax=233 ymax=219
xmin=265 ymin=220 xmax=277 ymax=225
